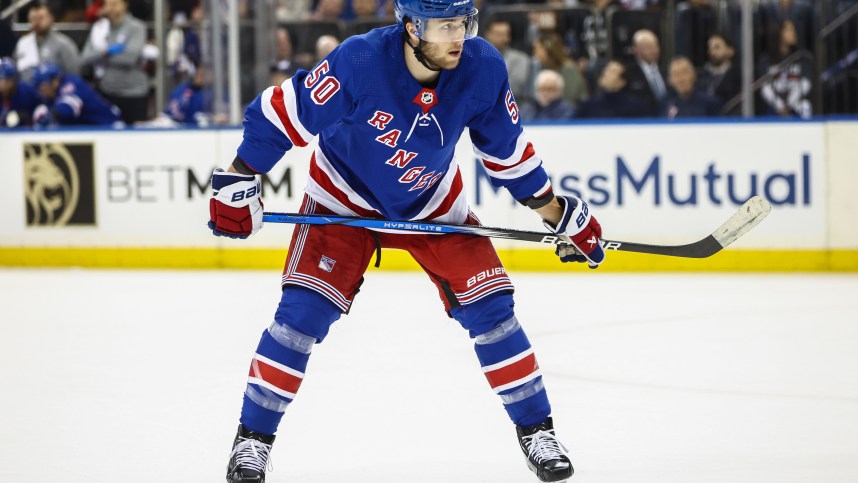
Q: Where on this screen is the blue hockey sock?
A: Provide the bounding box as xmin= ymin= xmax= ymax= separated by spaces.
xmin=239 ymin=287 xmax=341 ymax=435
xmin=239 ymin=327 xmax=311 ymax=434
xmin=451 ymin=294 xmax=551 ymax=427
xmin=474 ymin=318 xmax=551 ymax=427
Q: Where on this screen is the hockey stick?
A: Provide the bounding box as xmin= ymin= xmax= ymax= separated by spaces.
xmin=262 ymin=195 xmax=771 ymax=258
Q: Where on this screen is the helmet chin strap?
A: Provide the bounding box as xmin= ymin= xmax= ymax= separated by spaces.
xmin=403 ymin=30 xmax=442 ymax=72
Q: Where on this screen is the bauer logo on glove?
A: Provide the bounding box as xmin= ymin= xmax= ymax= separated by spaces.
xmin=543 ymin=196 xmax=605 ymax=269
xmin=208 ymin=168 xmax=264 ymax=239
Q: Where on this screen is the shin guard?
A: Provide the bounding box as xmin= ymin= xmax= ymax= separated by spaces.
xmin=239 ymin=287 xmax=341 ymax=435
xmin=474 ymin=316 xmax=551 ymax=427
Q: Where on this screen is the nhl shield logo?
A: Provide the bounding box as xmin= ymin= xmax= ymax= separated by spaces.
xmin=412 ymin=87 xmax=439 ymax=115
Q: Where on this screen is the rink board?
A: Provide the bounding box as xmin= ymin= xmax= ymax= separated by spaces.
xmin=0 ymin=120 xmax=856 ymax=271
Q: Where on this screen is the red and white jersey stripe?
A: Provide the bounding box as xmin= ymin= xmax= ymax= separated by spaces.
xmin=58 ymin=94 xmax=83 ymax=117
xmin=261 ymin=81 xmax=313 ymax=148
xmin=305 ymin=146 xmax=469 ymax=225
xmin=412 ymin=160 xmax=468 ymax=224
xmin=247 ymin=353 xmax=305 ymax=400
xmin=475 ymin=136 xmax=542 ymax=182
xmin=482 ymin=348 xmax=541 ymax=393
xmin=305 ymin=148 xmax=382 ymax=218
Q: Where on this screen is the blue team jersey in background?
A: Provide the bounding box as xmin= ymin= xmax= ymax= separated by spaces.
xmin=43 ymin=75 xmax=122 ymax=125
xmin=165 ymin=82 xmax=207 ymax=125
xmin=1 ymin=81 xmax=39 ymax=127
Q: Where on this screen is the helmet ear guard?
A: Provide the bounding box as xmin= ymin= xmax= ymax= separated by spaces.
xmin=401 ymin=25 xmax=443 ymax=72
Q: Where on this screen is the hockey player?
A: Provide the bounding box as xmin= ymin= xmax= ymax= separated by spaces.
xmin=30 ymin=61 xmax=123 ymax=126
xmin=211 ymin=1 xmax=606 ymax=481
xmin=0 ymin=58 xmax=39 ymax=127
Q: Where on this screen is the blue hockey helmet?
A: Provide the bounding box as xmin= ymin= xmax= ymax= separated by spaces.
xmin=31 ymin=61 xmax=63 ymax=87
xmin=0 ymin=57 xmax=16 ymax=79
xmin=395 ymin=0 xmax=479 ymax=42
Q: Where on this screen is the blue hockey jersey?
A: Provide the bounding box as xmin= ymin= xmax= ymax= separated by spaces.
xmin=237 ymin=25 xmax=551 ymax=222
xmin=165 ymin=81 xmax=208 ymax=125
xmin=1 ymin=80 xmax=39 ymax=127
xmin=42 ymin=75 xmax=122 ymax=125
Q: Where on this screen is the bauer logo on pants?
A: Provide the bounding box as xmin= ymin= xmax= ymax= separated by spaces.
xmin=23 ymin=143 xmax=96 ymax=227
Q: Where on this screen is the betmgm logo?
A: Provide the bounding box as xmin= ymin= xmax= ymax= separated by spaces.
xmin=23 ymin=143 xmax=96 ymax=226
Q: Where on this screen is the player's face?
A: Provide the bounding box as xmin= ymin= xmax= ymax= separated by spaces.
xmin=420 ymin=39 xmax=465 ymax=70
xmin=38 ymin=79 xmax=58 ymax=100
xmin=0 ymin=78 xmax=14 ymax=97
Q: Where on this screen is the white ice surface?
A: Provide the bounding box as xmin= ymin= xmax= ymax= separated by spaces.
xmin=1 ymin=269 xmax=857 ymax=483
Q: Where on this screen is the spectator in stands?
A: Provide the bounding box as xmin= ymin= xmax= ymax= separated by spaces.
xmin=380 ymin=0 xmax=395 ymax=17
xmin=759 ymin=0 xmax=814 ymax=52
xmin=758 ymin=19 xmax=812 ymax=118
xmin=276 ymin=0 xmax=312 ymax=21
xmin=675 ymin=0 xmax=716 ymax=67
xmin=165 ymin=11 xmax=201 ymax=86
xmin=316 ymin=35 xmax=341 ymax=62
xmin=269 ymin=62 xmax=296 ymax=88
xmin=483 ymin=19 xmax=530 ymax=102
xmin=352 ymin=0 xmax=381 ymax=19
xmin=0 ymin=57 xmax=39 ymax=127
xmin=697 ymin=33 xmax=741 ymax=113
xmin=30 ymin=61 xmax=123 ymax=126
xmin=272 ymin=27 xmax=295 ymax=80
xmin=311 ymin=0 xmax=345 ymax=21
xmin=576 ymin=0 xmax=614 ymax=93
xmin=81 ymin=0 xmax=150 ymax=124
xmin=532 ymin=32 xmax=588 ymax=107
xmin=662 ymin=57 xmax=721 ymax=118
xmin=521 ymin=69 xmax=575 ymax=121
xmin=624 ymin=29 xmax=667 ymax=116
xmin=85 ymin=0 xmax=151 ymax=22
xmin=85 ymin=0 xmax=105 ymax=22
xmin=161 ymin=66 xmax=210 ymax=126
xmin=14 ymin=2 xmax=81 ymax=82
xmin=576 ymin=60 xmax=647 ymax=118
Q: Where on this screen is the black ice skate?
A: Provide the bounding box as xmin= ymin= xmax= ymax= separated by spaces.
xmin=516 ymin=417 xmax=574 ymax=482
xmin=226 ymin=424 xmax=275 ymax=483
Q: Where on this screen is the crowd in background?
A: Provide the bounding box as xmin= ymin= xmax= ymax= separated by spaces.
xmin=1 ymin=0 xmax=857 ymax=128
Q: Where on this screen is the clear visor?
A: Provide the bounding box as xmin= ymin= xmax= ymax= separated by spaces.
xmin=413 ymin=11 xmax=479 ymax=43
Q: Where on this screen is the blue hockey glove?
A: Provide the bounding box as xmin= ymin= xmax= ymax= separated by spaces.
xmin=543 ymin=196 xmax=605 ymax=269
xmin=208 ymin=168 xmax=264 ymax=239
xmin=107 ymin=43 xmax=126 ymax=56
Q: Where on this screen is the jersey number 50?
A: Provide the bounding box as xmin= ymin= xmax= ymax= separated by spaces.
xmin=304 ymin=60 xmax=341 ymax=106
xmin=505 ymin=89 xmax=519 ymax=124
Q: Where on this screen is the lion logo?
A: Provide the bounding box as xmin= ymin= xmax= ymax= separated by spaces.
xmin=24 ymin=143 xmax=80 ymax=226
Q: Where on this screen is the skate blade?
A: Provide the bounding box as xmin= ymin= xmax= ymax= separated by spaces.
xmin=525 ymin=461 xmax=572 ymax=483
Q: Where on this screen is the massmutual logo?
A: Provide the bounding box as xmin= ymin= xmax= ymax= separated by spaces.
xmin=23 ymin=143 xmax=96 ymax=226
